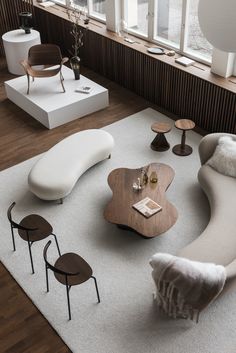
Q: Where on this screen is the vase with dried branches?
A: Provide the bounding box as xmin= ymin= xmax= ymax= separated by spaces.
xmin=67 ymin=4 xmax=84 ymax=80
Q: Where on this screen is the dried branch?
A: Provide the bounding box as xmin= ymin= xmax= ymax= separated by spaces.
xmin=67 ymin=3 xmax=84 ymax=57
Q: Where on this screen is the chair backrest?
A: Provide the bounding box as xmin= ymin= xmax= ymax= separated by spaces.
xmin=7 ymin=202 xmax=16 ymax=224
xmin=28 ymin=44 xmax=63 ymax=66
xmin=43 ymin=241 xmax=80 ymax=278
xmin=7 ymin=202 xmax=24 ymax=230
xmin=7 ymin=202 xmax=37 ymax=231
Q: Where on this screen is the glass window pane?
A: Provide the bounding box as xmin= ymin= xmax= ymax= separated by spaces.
xmin=186 ymin=0 xmax=212 ymax=60
xmin=154 ymin=0 xmax=182 ymax=48
xmin=92 ymin=0 xmax=106 ymax=17
xmin=124 ymin=0 xmax=149 ymax=37
xmin=70 ymin=0 xmax=88 ymax=10
xmin=71 ymin=0 xmax=87 ymax=6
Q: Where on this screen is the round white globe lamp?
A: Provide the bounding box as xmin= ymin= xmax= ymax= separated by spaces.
xmin=198 ymin=0 xmax=236 ymax=52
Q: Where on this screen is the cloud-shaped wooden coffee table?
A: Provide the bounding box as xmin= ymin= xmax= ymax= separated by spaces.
xmin=104 ymin=163 xmax=178 ymax=238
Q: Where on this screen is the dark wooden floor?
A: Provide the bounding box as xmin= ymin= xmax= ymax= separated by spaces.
xmin=0 ymin=62 xmax=155 ymax=353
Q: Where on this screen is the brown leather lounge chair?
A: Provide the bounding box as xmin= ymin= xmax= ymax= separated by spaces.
xmin=20 ymin=43 xmax=69 ymax=94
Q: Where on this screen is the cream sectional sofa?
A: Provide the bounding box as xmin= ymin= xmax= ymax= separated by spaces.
xmin=178 ymin=133 xmax=236 ymax=280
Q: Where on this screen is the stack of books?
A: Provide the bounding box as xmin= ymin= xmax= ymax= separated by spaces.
xmin=175 ymin=56 xmax=195 ymax=67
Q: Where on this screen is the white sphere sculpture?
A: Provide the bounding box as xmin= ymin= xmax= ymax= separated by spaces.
xmin=198 ymin=0 xmax=236 ymax=52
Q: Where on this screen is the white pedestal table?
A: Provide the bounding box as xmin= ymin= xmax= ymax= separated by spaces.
xmin=2 ymin=29 xmax=41 ymax=75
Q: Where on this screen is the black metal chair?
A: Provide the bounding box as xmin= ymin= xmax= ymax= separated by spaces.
xmin=43 ymin=240 xmax=100 ymax=320
xmin=7 ymin=202 xmax=61 ymax=274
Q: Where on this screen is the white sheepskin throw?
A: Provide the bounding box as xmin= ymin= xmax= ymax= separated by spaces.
xmin=207 ymin=136 xmax=236 ymax=177
xmin=150 ymin=253 xmax=226 ymax=322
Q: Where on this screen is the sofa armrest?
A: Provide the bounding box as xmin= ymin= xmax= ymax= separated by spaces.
xmin=225 ymin=259 xmax=236 ymax=281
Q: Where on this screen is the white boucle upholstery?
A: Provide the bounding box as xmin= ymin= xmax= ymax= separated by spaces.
xmin=207 ymin=136 xmax=236 ymax=177
xmin=178 ymin=133 xmax=236 ymax=281
xmin=28 ymin=129 xmax=114 ymax=201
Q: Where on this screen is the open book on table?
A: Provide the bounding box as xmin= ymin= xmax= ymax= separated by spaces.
xmin=133 ymin=197 xmax=162 ymax=218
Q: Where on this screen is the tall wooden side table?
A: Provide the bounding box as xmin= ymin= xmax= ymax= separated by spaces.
xmin=150 ymin=122 xmax=172 ymax=151
xmin=172 ymin=119 xmax=195 ymax=156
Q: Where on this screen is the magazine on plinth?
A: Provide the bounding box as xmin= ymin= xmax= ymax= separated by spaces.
xmin=133 ymin=197 xmax=162 ymax=218
xmin=75 ymin=85 xmax=93 ymax=94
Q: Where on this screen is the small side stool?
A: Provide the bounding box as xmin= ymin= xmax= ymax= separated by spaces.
xmin=172 ymin=119 xmax=195 ymax=156
xmin=150 ymin=122 xmax=172 ymax=151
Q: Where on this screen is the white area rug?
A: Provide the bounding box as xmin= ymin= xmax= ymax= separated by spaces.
xmin=1 ymin=108 xmax=236 ymax=353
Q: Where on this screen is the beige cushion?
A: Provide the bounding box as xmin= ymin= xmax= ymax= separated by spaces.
xmin=207 ymin=136 xmax=236 ymax=177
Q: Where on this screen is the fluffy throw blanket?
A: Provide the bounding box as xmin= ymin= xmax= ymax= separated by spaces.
xmin=150 ymin=253 xmax=226 ymax=322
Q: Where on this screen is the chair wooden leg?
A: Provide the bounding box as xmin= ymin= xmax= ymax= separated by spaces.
xmin=60 ymin=72 xmax=65 ymax=92
xmin=92 ymin=276 xmax=100 ymax=303
xmin=27 ymin=74 xmax=30 ymax=95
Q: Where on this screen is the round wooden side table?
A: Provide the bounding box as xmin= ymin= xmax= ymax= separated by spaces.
xmin=172 ymin=119 xmax=195 ymax=156
xmin=150 ymin=122 xmax=172 ymax=151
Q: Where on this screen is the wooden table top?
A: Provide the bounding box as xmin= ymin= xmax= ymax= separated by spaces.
xmin=175 ymin=119 xmax=195 ymax=131
xmin=104 ymin=163 xmax=178 ymax=238
xmin=151 ymin=122 xmax=172 ymax=134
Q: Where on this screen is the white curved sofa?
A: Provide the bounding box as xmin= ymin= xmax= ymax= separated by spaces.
xmin=178 ymin=132 xmax=236 ymax=280
xmin=28 ymin=129 xmax=114 ymax=202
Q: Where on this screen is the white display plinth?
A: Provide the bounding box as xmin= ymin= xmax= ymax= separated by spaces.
xmin=2 ymin=29 xmax=41 ymax=75
xmin=4 ymin=65 xmax=109 ymax=129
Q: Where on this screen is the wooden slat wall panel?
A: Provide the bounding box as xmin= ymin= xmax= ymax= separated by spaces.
xmin=84 ymin=39 xmax=235 ymax=134
xmin=35 ymin=8 xmax=72 ymax=56
xmin=0 ymin=0 xmax=34 ymax=61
